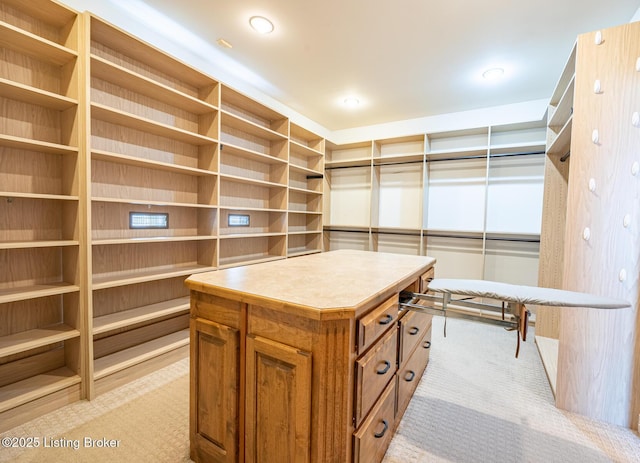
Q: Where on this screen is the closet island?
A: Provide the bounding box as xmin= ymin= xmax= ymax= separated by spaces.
xmin=185 ymin=249 xmax=436 ymax=463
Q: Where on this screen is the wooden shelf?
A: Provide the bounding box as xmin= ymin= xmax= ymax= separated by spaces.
xmin=0 ymin=367 xmax=80 ymax=414
xmin=0 ymin=20 xmax=77 ymax=66
xmin=91 ymin=103 xmax=217 ymax=146
xmin=289 ymin=186 xmax=322 ymax=195
xmin=0 ymin=191 xmax=78 ymax=201
xmin=0 ymin=134 xmax=78 ymax=155
xmin=93 ymin=329 xmax=189 ymax=380
xmin=426 ymin=145 xmax=488 ymax=161
xmin=93 ymin=236 xmax=216 ymax=246
xmin=0 ymin=324 xmax=80 ymax=358
xmin=287 ymin=248 xmax=322 ymax=258
xmin=91 ymin=55 xmax=217 ymax=115
xmin=93 ymin=297 xmax=190 ymax=335
xmin=92 ymin=150 xmax=218 ymax=177
xmin=0 ymin=78 xmax=77 ymax=110
xmin=219 ymin=232 xmax=285 ymax=240
xmin=289 ymin=163 xmax=323 ymax=176
xmin=290 ymin=139 xmax=323 ymax=157
xmin=221 ymin=111 xmax=288 ymax=141
xmin=219 ymin=173 xmax=287 ymax=189
xmin=373 ymin=154 xmax=424 ymax=165
xmin=0 ymin=240 xmax=78 ymax=249
xmin=92 ymin=196 xmax=217 ymax=209
xmin=1 ymin=0 xmax=77 ymax=26
xmin=218 ymin=254 xmax=284 ymax=269
xmin=0 ymin=283 xmax=80 ymax=304
xmin=90 ymin=16 xmax=216 ymax=90
xmin=547 ymin=117 xmax=573 ymax=156
xmin=325 ymin=159 xmax=372 ymax=169
xmin=548 ymin=76 xmax=575 ymax=130
xmin=221 ymin=142 xmax=287 ymax=165
xmin=92 ymin=265 xmax=217 ymax=290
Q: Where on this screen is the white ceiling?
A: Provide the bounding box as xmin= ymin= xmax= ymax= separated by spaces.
xmin=71 ymin=0 xmax=640 ymax=132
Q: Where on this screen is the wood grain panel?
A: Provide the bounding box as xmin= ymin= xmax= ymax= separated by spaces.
xmin=0 ymin=97 xmax=61 ymax=143
xmin=0 ymin=197 xmax=64 ymax=241
xmin=91 ymin=119 xmax=201 ymax=167
xmin=0 ymin=48 xmax=62 ymax=94
xmin=0 ymin=2 xmax=63 ymax=45
xmin=0 ymin=247 xmax=64 ymax=288
xmin=0 ymin=347 xmax=64 ymax=387
xmin=0 ymin=294 xmax=62 ymax=336
xmin=556 ymin=22 xmax=640 ymax=428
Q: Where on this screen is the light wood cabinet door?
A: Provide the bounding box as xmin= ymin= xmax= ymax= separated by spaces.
xmin=191 ymin=318 xmax=240 ymax=463
xmin=245 ymin=334 xmax=312 ymax=463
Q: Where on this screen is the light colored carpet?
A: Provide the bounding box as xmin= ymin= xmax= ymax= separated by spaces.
xmin=1 ymin=317 xmax=638 ymax=462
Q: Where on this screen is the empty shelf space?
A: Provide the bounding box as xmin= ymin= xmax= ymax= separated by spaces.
xmin=0 ymin=283 xmax=80 ymax=304
xmin=0 ymin=367 xmax=80 ymax=414
xmin=0 ymin=78 xmax=77 ymax=110
xmin=221 ymin=142 xmax=287 ymax=165
xmin=289 ymin=186 xmax=322 ymax=195
xmin=219 ymin=173 xmax=287 ymax=189
xmin=92 ymin=197 xmax=217 ymax=210
xmin=91 ymin=150 xmax=218 ymax=177
xmin=93 ymin=329 xmax=190 ymax=380
xmin=93 ymin=236 xmax=217 ymax=246
xmin=547 ymin=117 xmax=573 ymax=156
xmin=325 ymin=158 xmax=371 ymax=169
xmin=0 ymin=240 xmax=78 ymax=250
xmin=218 ymin=254 xmax=284 ymax=269
xmin=93 ymin=297 xmax=190 ymax=335
xmin=221 ymin=111 xmax=288 ymax=141
xmin=548 ymin=76 xmax=575 ymax=130
xmin=90 ymin=55 xmax=217 ymax=115
xmin=0 ymin=324 xmax=80 ymax=358
xmin=91 ymin=103 xmax=217 ymax=146
xmin=0 ymin=134 xmax=78 ymax=155
xmin=0 ymin=191 xmax=78 ymax=202
xmin=92 ymin=265 xmax=217 ymax=290
xmin=287 ymin=248 xmax=321 ymax=258
xmin=290 ymin=139 xmax=323 ymax=157
xmin=0 ymin=21 xmax=77 ymax=66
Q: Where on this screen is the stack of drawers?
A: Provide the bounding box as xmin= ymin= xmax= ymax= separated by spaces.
xmin=352 ymin=273 xmax=434 ymax=463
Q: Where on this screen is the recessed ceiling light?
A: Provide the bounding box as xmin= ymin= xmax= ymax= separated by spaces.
xmin=249 ymin=16 xmax=274 ymax=34
xmin=343 ymin=97 xmax=360 ymax=107
xmin=482 ymin=67 xmax=505 ymax=80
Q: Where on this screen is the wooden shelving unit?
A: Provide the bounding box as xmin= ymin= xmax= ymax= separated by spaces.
xmin=87 ymin=12 xmax=220 ymax=395
xmin=324 ymin=122 xmax=546 ymax=286
xmin=0 ymin=0 xmax=84 ymax=430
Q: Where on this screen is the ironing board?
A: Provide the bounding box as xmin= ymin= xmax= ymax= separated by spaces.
xmin=400 ymin=278 xmax=631 ymax=357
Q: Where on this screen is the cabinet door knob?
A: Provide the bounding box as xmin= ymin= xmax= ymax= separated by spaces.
xmin=374 ymin=419 xmax=389 ymax=438
xmin=376 ymin=360 xmax=391 ymax=375
xmin=408 ymin=326 xmax=420 ymax=335
xmin=378 ymin=314 xmax=394 ymax=325
xmin=404 ymin=370 xmax=416 ymax=382
xmin=423 ymin=340 xmax=431 ymax=349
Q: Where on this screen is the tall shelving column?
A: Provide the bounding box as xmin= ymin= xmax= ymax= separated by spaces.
xmin=371 ymin=135 xmax=425 ymax=255
xmin=0 ymin=0 xmax=84 ymax=431
xmin=535 ymin=44 xmax=575 ymax=397
xmin=87 ymin=14 xmax=220 ymax=396
xmin=323 ymin=140 xmax=374 ymax=250
xmin=288 ymin=123 xmax=324 ymax=257
xmin=218 ymin=85 xmax=289 ymax=268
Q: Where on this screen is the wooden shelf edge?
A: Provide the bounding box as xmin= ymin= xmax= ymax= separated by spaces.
xmin=92 ymin=265 xmax=217 ymax=290
xmin=0 ymin=283 xmax=80 ymax=304
xmin=287 ymin=249 xmax=322 ymax=258
xmin=92 ymin=149 xmax=218 ymax=177
xmin=93 ymin=297 xmax=190 ymax=335
xmin=0 ymin=78 xmax=77 ymax=110
xmin=0 ymin=21 xmax=77 ymax=66
xmin=218 ymin=254 xmax=285 ymax=269
xmin=93 ymin=329 xmax=190 ymax=380
xmin=0 ymin=367 xmax=80 ymax=414
xmin=0 ymin=324 xmax=80 ymax=358
xmin=92 ymin=236 xmax=217 ymax=246
xmin=0 ymin=240 xmax=78 ymax=249
xmin=221 ymin=111 xmax=288 ymax=141
xmin=220 ymin=142 xmax=288 ymax=165
xmin=0 ymin=134 xmax=78 ymax=155
xmin=91 ymin=196 xmax=216 ymax=209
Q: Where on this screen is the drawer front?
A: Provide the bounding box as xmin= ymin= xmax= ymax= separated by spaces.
xmin=419 ymin=267 xmax=435 ymax=293
xmin=353 ymin=379 xmax=396 ymax=463
xmin=398 ymin=310 xmax=432 ymax=367
xmin=357 ymin=294 xmax=398 ymax=354
xmin=354 ymin=327 xmax=398 ymax=426
xmin=396 ymin=325 xmax=432 ymax=419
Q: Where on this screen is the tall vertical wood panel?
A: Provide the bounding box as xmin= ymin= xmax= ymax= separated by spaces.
xmin=556 ymin=22 xmax=640 ymax=428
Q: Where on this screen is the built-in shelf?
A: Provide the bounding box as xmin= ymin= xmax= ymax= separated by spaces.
xmin=0 ymin=20 xmax=77 ymax=65
xmin=0 ymin=78 xmax=77 ymax=110
xmin=92 ymin=265 xmax=217 ymax=290
xmin=0 ymin=134 xmax=78 ymax=155
xmin=93 ymin=329 xmax=190 ymax=380
xmin=0 ymin=367 xmax=80 ymax=414
xmin=0 ymin=240 xmax=79 ymax=249
xmin=92 ymin=197 xmax=217 ymax=209
xmin=91 ymin=150 xmax=218 ymax=177
xmin=93 ymin=297 xmax=190 ymax=335
xmin=0 ymin=283 xmax=80 ymax=304
xmin=0 ymin=324 xmax=79 ymax=358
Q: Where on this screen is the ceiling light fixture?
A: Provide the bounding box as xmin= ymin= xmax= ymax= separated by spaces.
xmin=216 ymin=38 xmax=233 ymax=49
xmin=249 ymin=16 xmax=274 ymax=34
xmin=482 ymin=67 xmax=505 ymax=80
xmin=343 ymin=97 xmax=360 ymax=107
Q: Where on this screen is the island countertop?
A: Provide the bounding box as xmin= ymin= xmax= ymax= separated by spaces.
xmin=185 ymin=249 xmax=436 ymax=319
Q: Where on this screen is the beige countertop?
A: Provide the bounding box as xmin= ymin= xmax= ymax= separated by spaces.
xmin=185 ymin=250 xmax=436 ymax=319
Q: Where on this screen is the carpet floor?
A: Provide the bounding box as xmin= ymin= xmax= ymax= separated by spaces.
xmin=1 ymin=317 xmax=638 ymax=462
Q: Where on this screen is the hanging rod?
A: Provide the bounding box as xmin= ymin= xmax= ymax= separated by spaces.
xmin=325 ymin=150 xmax=546 ymax=170
xmin=560 ymin=151 xmax=570 ymax=162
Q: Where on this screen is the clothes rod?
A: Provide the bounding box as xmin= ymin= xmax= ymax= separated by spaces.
xmin=560 ymin=151 xmax=570 ymax=162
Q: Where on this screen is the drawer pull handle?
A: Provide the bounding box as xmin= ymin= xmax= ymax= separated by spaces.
xmin=378 ymin=314 xmax=394 ymax=325
xmin=404 ymin=370 xmax=416 ymax=382
xmin=423 ymin=340 xmax=431 ymax=349
xmin=374 ymin=419 xmax=389 ymax=438
xmin=376 ymin=360 xmax=391 ymax=375
xmin=408 ymin=326 xmax=420 ymax=335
